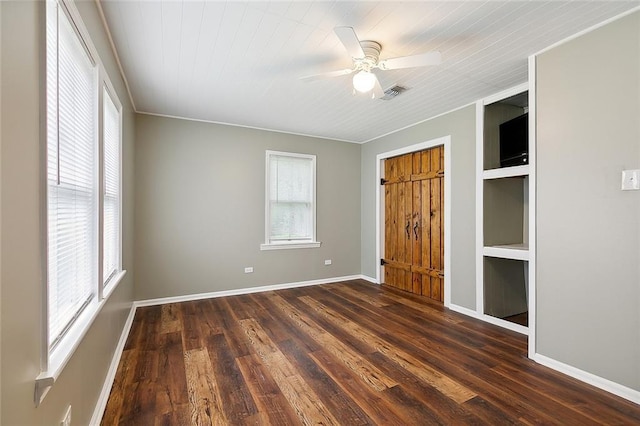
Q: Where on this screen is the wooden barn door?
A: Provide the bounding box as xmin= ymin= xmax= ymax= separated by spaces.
xmin=382 ymin=146 xmax=444 ymax=302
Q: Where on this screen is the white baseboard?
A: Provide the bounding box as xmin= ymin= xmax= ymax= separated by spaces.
xmin=447 ymin=303 xmax=479 ymax=318
xmin=478 ymin=314 xmax=528 ymax=335
xmin=134 ymin=274 xmax=366 ymax=307
xmin=532 ymin=353 xmax=640 ymax=405
xmin=90 ymin=303 xmax=138 ymax=425
xmin=358 ymin=275 xmax=379 ymax=284
xmin=450 ymin=304 xmax=640 ymax=404
xmin=447 ymin=303 xmax=528 ymax=335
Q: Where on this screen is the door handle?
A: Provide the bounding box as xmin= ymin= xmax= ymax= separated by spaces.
xmin=405 ymin=221 xmax=410 ymax=240
xmin=413 ymin=221 xmax=419 ymax=240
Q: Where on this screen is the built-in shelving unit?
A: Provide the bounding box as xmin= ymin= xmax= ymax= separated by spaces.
xmin=476 ymin=83 xmax=532 ymax=334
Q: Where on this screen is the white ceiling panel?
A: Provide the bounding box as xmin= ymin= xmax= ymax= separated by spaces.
xmin=99 ymin=0 xmax=639 ymax=143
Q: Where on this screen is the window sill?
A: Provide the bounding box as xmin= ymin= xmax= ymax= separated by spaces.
xmin=260 ymin=241 xmax=322 ymax=250
xmin=35 ymin=269 xmax=127 ymax=406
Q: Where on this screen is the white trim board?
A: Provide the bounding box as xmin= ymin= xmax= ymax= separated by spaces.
xmin=532 ymin=354 xmax=640 ymax=405
xmin=359 ymin=275 xmax=379 ymax=285
xmin=375 ymin=136 xmax=452 ymax=307
xmin=136 ymin=110 xmax=360 ymax=145
xmin=534 ymin=5 xmax=640 ymax=57
xmin=475 ymin=100 xmax=484 ymax=315
xmin=451 ymin=303 xmax=640 ymax=402
xmin=448 ymin=303 xmax=528 ymax=336
xmin=90 ymin=303 xmax=137 ymax=426
xmin=526 ymin=54 xmax=537 ymax=359
xmin=363 ymin=103 xmax=474 ymax=144
xmin=447 ymin=303 xmax=479 ymax=319
xmin=94 ymin=0 xmax=137 ymax=112
xmin=134 ymin=275 xmax=367 ymax=307
xmin=482 ymin=82 xmax=529 ymax=106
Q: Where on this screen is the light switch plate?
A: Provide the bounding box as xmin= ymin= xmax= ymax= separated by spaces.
xmin=621 ymin=169 xmax=640 ymax=191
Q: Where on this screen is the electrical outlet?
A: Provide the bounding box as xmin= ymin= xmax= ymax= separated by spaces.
xmin=324 ymin=259 xmax=332 ymax=265
xmin=621 ymin=169 xmax=640 ymax=191
xmin=61 ymin=405 xmax=71 ymax=426
xmin=244 ymin=267 xmax=253 ymax=273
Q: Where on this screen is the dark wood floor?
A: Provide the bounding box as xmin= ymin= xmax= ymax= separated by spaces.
xmin=102 ymin=280 xmax=640 ymax=425
xmin=502 ymin=312 xmax=528 ymax=327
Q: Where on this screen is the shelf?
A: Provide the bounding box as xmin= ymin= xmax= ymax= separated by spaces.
xmin=483 ymin=243 xmax=529 ymax=261
xmin=484 ymin=257 xmax=529 ymax=321
xmin=483 ymin=178 xmax=527 ymax=248
xmin=483 ymin=164 xmax=529 ymax=180
xmin=478 ymin=88 xmax=531 ymax=336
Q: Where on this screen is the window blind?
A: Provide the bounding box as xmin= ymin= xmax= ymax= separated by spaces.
xmin=103 ymin=89 xmax=120 ymax=284
xmin=268 ymin=154 xmax=313 ymax=241
xmin=47 ymin=4 xmax=97 ymax=348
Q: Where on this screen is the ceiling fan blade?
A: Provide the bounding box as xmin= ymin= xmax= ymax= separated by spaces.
xmin=377 ymin=51 xmax=442 ymax=70
xmin=372 ymin=74 xmax=384 ymax=99
xmin=334 ymin=26 xmax=365 ymax=60
xmin=299 ymin=68 xmax=354 ymax=81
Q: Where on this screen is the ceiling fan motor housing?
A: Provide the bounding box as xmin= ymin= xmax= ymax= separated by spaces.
xmin=358 ymin=40 xmax=382 ymax=70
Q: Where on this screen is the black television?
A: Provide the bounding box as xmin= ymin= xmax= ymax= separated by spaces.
xmin=499 ymin=113 xmax=528 ymax=168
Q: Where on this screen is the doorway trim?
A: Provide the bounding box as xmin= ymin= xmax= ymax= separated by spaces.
xmin=375 ymin=136 xmax=452 ymax=307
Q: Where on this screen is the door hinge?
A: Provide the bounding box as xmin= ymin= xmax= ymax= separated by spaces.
xmin=436 ymin=170 xmax=444 ymax=178
xmin=380 ymin=259 xmax=386 ymax=266
xmin=380 ymin=178 xmax=388 ymax=185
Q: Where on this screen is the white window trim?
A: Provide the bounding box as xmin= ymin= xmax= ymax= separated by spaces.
xmin=36 ymin=0 xmax=126 ymax=406
xmin=260 ymin=150 xmax=321 ymax=251
xmin=101 ymin=85 xmax=123 ymax=294
xmin=260 ymin=241 xmax=322 ymax=251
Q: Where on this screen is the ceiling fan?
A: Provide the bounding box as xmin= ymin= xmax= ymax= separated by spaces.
xmin=301 ymin=26 xmax=442 ymax=98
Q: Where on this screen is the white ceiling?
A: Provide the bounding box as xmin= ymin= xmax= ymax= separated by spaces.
xmin=98 ymin=1 xmax=639 ymax=143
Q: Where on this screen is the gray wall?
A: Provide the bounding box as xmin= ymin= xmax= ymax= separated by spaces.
xmin=361 ymin=105 xmax=477 ymax=310
xmin=134 ymin=115 xmax=361 ymax=300
xmin=536 ymin=12 xmax=640 ymax=390
xmin=0 ymin=1 xmax=135 ymax=424
xmin=1 ymin=3 xmax=637 ymax=424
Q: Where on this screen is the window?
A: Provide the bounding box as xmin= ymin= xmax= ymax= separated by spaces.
xmin=46 ymin=0 xmax=98 ymax=350
xmin=103 ymin=88 xmax=121 ymax=286
xmin=261 ymin=151 xmax=320 ymax=250
xmin=38 ymin=0 xmax=125 ymax=403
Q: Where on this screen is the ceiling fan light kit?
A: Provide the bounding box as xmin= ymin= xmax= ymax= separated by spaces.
xmin=300 ymin=26 xmax=441 ymax=98
xmin=353 ymin=70 xmax=376 ymax=93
